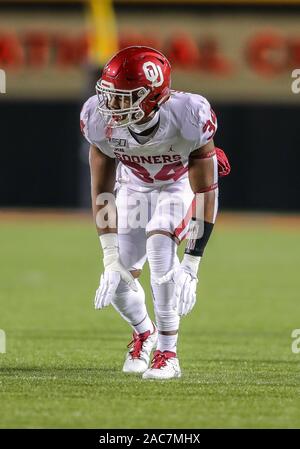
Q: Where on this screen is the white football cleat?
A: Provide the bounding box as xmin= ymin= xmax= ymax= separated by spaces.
xmin=142 ymin=350 xmax=181 ymax=380
xmin=122 ymin=324 xmax=158 ymax=374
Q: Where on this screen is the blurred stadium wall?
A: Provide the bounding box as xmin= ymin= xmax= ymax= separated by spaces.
xmin=0 ymin=0 xmax=299 ymax=211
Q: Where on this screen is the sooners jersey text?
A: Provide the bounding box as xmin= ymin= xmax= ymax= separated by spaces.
xmin=80 ymin=90 xmax=217 ymax=190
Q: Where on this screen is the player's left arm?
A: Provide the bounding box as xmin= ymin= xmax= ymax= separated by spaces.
xmin=157 ymin=99 xmax=230 ymax=316
xmin=189 ymin=138 xmax=218 ymax=220
xmin=158 ymin=141 xmax=230 ymax=316
xmin=186 ymin=139 xmax=231 ymax=261
xmin=186 ymin=138 xmax=218 ymax=260
xmin=171 ymin=140 xmax=230 ymax=316
xmin=160 ymin=141 xmax=218 ymax=317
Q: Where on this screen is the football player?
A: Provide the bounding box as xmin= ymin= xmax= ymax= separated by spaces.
xmin=80 ymin=46 xmax=230 ymax=380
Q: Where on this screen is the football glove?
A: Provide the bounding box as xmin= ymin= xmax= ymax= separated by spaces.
xmin=94 ymin=234 xmax=137 ymax=310
xmin=156 ymin=254 xmax=200 ymax=316
xmin=216 ymin=147 xmax=231 ymax=177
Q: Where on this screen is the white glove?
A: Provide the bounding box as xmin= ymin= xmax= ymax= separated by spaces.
xmin=156 ymin=254 xmax=200 ymax=316
xmin=94 ymin=234 xmax=137 ymax=310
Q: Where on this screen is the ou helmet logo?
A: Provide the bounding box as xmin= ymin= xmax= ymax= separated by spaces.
xmin=143 ymin=61 xmax=164 ymax=87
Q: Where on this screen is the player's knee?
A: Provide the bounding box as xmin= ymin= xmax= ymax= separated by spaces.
xmin=115 ymin=279 xmax=131 ymax=295
xmin=146 ymin=232 xmax=177 ymax=279
xmin=154 ymin=303 xmax=179 ymax=331
xmin=115 ymin=277 xmax=141 ymax=295
xmin=113 ymin=279 xmax=145 ymax=318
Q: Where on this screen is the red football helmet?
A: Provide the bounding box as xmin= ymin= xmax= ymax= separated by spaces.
xmin=96 ymin=46 xmax=171 ymax=128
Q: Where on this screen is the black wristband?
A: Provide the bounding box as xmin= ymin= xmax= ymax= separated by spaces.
xmin=184 ymin=219 xmax=214 ymax=257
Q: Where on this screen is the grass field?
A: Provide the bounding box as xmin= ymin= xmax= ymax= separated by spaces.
xmin=0 ymin=212 xmax=300 ymax=429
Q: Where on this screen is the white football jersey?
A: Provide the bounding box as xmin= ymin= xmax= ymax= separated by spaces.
xmin=80 ymin=90 xmax=217 ymax=191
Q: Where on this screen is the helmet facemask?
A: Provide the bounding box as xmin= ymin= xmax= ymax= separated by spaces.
xmin=96 ymin=80 xmax=150 ymax=128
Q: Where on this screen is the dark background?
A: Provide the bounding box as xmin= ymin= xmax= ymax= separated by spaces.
xmin=0 ymin=2 xmax=299 ymax=211
xmin=1 ymin=101 xmax=299 ymax=211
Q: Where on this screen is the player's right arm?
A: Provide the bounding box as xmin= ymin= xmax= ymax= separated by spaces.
xmin=89 ymin=144 xmax=138 ymax=309
xmin=89 ymin=143 xmax=116 ymax=235
xmin=80 ymin=96 xmax=138 ymax=308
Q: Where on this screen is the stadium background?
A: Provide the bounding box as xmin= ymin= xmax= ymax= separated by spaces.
xmin=0 ymin=0 xmax=299 ymax=429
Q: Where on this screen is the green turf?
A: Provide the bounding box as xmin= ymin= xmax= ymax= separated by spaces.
xmin=0 ymin=216 xmax=300 ymax=428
